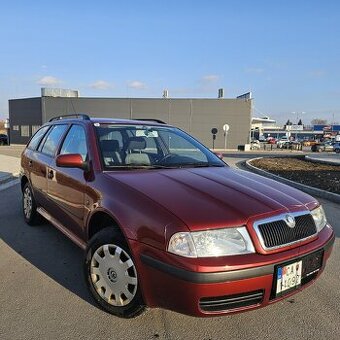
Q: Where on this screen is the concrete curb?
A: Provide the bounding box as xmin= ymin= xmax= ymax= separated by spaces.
xmin=244 ymin=157 xmax=340 ymax=204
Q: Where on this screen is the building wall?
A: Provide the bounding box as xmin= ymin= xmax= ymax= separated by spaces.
xmin=42 ymin=97 xmax=251 ymax=149
xmin=9 ymin=96 xmax=251 ymax=148
xmin=8 ymin=98 xmax=42 ymax=144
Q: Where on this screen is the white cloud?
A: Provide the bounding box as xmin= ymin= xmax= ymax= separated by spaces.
xmin=90 ymin=80 xmax=112 ymax=90
xmin=202 ymin=74 xmax=220 ymax=82
xmin=128 ymin=80 xmax=147 ymax=90
xmin=37 ymin=76 xmax=61 ymax=86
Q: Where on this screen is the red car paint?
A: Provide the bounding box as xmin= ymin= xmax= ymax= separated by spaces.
xmin=20 ymin=117 xmax=334 ymax=317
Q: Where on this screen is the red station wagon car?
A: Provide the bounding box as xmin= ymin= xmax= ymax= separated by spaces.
xmin=20 ymin=114 xmax=334 ymax=318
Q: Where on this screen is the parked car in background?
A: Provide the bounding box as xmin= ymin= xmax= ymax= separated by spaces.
xmin=0 ymin=133 xmax=8 ymax=145
xmin=276 ymin=136 xmax=289 ymax=148
xmin=20 ymin=115 xmax=334 ymax=318
xmin=303 ymin=139 xmax=318 ymax=147
xmin=333 ymin=142 xmax=340 ymax=153
xmin=266 ymin=137 xmax=276 ymax=144
xmin=250 ymin=140 xmax=261 ymax=150
xmin=281 ymin=141 xmax=301 ymax=150
xmin=311 ymin=141 xmax=334 ymax=152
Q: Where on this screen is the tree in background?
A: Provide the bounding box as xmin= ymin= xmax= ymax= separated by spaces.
xmin=311 ymin=119 xmax=328 ymax=125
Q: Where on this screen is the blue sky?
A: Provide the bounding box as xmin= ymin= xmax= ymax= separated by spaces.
xmin=1 ymin=0 xmax=340 ymax=124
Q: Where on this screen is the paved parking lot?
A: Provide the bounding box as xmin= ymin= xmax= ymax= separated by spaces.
xmin=0 ymin=183 xmax=339 ymax=340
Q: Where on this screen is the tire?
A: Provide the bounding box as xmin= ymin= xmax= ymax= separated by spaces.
xmin=22 ymin=182 xmax=41 ymax=225
xmin=84 ymin=227 xmax=145 ymax=318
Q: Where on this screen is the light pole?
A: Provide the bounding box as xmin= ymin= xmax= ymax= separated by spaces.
xmin=291 ymin=111 xmax=305 ymax=124
xmin=291 ymin=111 xmax=305 ymax=140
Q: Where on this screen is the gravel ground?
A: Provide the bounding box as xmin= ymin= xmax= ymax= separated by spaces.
xmin=250 ymin=157 xmax=340 ymax=194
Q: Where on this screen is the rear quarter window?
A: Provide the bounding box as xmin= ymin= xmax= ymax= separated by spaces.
xmin=39 ymin=124 xmax=68 ymax=157
xmin=27 ymin=125 xmax=51 ymax=150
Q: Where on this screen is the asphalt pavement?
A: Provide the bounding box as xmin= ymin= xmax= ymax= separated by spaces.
xmin=1 ymin=145 xmax=340 ymax=340
xmin=305 ymin=153 xmax=340 ymax=165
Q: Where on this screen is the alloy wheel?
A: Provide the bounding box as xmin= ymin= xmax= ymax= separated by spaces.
xmin=23 ymin=187 xmax=33 ymax=219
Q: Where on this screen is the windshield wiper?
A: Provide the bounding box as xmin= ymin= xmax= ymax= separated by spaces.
xmin=105 ymin=164 xmax=176 ymax=170
xmin=169 ymin=162 xmax=225 ymax=168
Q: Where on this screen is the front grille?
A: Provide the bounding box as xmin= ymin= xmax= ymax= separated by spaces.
xmin=256 ymin=213 xmax=317 ymax=250
xmin=199 ymin=290 xmax=264 ymax=312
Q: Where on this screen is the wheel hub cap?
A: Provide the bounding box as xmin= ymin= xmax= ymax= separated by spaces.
xmin=90 ymin=244 xmax=138 ymax=306
xmin=23 ymin=187 xmax=32 ymax=218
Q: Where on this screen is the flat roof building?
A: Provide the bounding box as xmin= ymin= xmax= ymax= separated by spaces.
xmin=8 ymin=90 xmax=252 ymax=149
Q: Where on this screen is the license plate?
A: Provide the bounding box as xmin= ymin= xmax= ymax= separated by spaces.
xmin=276 ymin=260 xmax=302 ymax=295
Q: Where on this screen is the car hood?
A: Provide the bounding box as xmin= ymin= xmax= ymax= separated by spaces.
xmin=106 ymin=167 xmax=316 ymax=231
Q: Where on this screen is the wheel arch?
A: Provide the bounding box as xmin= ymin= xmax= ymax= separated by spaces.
xmin=87 ymin=209 xmax=126 ymax=242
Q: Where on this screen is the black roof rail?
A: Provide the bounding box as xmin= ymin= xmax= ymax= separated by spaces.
xmin=48 ymin=114 xmax=90 ymax=122
xmin=134 ymin=118 xmax=166 ymax=124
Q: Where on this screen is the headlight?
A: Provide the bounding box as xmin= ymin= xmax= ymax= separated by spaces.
xmin=311 ymin=205 xmax=327 ymax=232
xmin=168 ymin=227 xmax=255 ymax=258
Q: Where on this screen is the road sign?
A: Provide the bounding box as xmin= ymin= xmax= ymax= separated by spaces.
xmin=223 ymin=124 xmax=230 ymax=132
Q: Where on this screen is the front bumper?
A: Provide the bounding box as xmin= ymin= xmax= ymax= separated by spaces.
xmin=133 ymin=225 xmax=334 ymax=317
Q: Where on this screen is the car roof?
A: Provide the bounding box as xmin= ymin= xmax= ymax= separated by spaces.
xmin=46 ymin=115 xmax=171 ymax=127
xmin=90 ymin=118 xmax=170 ymax=126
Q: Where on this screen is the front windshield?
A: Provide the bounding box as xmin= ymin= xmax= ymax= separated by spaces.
xmin=94 ymin=123 xmax=225 ymax=169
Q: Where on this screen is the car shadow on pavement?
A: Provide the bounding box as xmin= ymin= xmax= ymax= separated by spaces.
xmin=0 ymin=185 xmax=96 ymax=307
xmin=0 ymin=170 xmax=15 ymax=182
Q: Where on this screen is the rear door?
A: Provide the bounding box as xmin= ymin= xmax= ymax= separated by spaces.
xmin=22 ymin=125 xmax=51 ymax=206
xmin=35 ymin=124 xmax=69 ymax=209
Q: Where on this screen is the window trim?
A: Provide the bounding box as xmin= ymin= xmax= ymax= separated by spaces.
xmin=57 ymin=123 xmax=89 ymax=162
xmin=27 ymin=125 xmax=51 ymax=151
xmin=38 ymin=123 xmax=69 ymax=158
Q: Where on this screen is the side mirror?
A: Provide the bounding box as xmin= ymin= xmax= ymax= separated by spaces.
xmin=56 ymin=154 xmax=89 ymax=171
xmin=214 ymin=152 xmax=224 ymax=160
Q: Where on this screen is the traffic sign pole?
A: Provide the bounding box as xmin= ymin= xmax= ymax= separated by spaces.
xmin=223 ymin=124 xmax=229 ymax=151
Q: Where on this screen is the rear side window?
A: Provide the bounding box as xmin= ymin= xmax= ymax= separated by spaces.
xmin=40 ymin=124 xmax=68 ymax=157
xmin=27 ymin=126 xmax=50 ymax=150
xmin=60 ymin=125 xmax=88 ymax=161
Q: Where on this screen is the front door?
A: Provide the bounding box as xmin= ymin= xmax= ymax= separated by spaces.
xmin=47 ymin=124 xmax=88 ymax=240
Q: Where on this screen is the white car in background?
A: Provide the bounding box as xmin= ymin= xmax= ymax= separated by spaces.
xmin=277 ymin=136 xmax=289 ymax=148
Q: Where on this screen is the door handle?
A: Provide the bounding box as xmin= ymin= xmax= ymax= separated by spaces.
xmin=48 ymin=169 xmax=54 ymax=179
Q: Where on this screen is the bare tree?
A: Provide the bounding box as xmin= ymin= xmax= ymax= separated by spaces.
xmin=310 ymin=119 xmax=328 ymax=125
